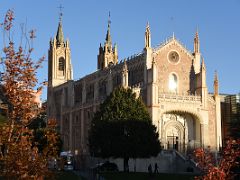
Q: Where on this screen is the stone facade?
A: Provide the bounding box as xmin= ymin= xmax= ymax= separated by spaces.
xmin=47 ymin=18 xmax=222 ymax=158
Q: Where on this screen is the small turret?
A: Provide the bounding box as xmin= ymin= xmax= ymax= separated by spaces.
xmin=113 ymin=43 xmax=118 ymax=63
xmin=201 ymin=57 xmax=206 ymax=72
xmin=214 ymin=71 xmax=219 ymax=96
xmin=145 ymin=22 xmax=151 ymax=48
xmin=199 ymin=57 xmax=208 ymax=108
xmin=194 ymin=30 xmax=200 ymax=54
xmin=99 ymin=43 xmax=104 ymax=53
xmin=143 ymin=22 xmax=153 ymax=72
xmin=193 ymin=29 xmax=201 ymax=73
xmin=114 ymin=43 xmax=118 ymax=55
xmin=200 ymin=58 xmax=206 ymax=88
xmin=122 ymin=60 xmax=128 ymax=88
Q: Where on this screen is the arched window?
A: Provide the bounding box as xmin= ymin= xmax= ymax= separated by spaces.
xmin=58 ymin=57 xmax=65 ymax=71
xmin=58 ymin=57 xmax=65 ymax=76
xmin=169 ymin=73 xmax=178 ymax=93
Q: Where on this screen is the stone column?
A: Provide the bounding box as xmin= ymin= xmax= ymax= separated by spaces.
xmin=215 ymin=95 xmax=222 ymax=150
xmin=82 ymin=81 xmax=86 ymax=104
xmin=94 ymin=80 xmax=99 ymax=101
xmin=200 ymin=123 xmax=209 ymax=148
xmin=81 ymin=109 xmax=84 ymax=147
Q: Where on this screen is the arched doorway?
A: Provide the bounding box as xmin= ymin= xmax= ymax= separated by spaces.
xmin=166 ymin=125 xmax=181 ymax=150
xmin=161 ymin=112 xmax=201 ymax=153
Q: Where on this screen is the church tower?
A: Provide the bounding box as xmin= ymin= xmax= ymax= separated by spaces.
xmin=48 ymin=14 xmax=73 ymax=87
xmin=97 ymin=13 xmax=118 ymax=70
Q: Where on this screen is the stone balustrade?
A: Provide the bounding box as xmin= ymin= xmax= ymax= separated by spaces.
xmin=159 ymin=93 xmax=201 ymax=103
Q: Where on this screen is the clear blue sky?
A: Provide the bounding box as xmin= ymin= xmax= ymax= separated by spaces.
xmin=1 ymin=0 xmax=240 ymax=101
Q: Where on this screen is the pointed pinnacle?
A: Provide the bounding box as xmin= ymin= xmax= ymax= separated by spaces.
xmin=56 ymin=21 xmax=64 ymax=44
xmin=214 ymin=70 xmax=218 ymax=82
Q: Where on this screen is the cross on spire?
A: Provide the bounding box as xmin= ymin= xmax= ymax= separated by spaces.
xmin=56 ymin=4 xmax=64 ymax=44
xmin=58 ymin=4 xmax=64 ymax=22
xmin=108 ymin=11 xmax=111 ymax=28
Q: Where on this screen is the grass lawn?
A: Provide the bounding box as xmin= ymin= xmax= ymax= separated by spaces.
xmin=101 ymin=172 xmax=198 ymax=180
xmin=1 ymin=171 xmax=86 ymax=180
xmin=55 ymin=171 xmax=85 ymax=180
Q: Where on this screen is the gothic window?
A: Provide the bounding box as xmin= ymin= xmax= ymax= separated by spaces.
xmin=169 ymin=73 xmax=178 ymax=93
xmin=129 ymin=66 xmax=144 ymax=86
xmin=86 ymin=84 xmax=94 ymax=103
xmin=75 ymin=115 xmax=79 ymax=124
xmin=74 ymin=129 xmax=80 ymax=150
xmin=58 ymin=57 xmax=65 ymax=76
xmin=74 ymin=83 xmax=82 ymax=104
xmin=64 ymin=88 xmax=68 ymax=106
xmin=99 ymin=80 xmax=107 ymax=98
xmin=113 ymin=74 xmax=121 ymax=88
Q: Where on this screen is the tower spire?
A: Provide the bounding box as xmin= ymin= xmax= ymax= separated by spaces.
xmin=145 ymin=21 xmax=151 ymax=48
xmin=105 ymin=12 xmax=112 ymax=46
xmin=56 ymin=5 xmax=64 ymax=44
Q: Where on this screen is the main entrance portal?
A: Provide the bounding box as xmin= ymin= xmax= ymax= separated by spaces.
xmin=161 ymin=113 xmax=201 ymax=153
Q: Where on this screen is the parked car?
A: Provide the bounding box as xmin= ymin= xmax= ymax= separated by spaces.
xmin=58 ymin=151 xmax=74 ymax=171
xmin=95 ymin=161 xmax=118 ymax=172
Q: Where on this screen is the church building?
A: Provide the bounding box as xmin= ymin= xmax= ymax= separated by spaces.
xmin=47 ymin=16 xmax=222 ymax=159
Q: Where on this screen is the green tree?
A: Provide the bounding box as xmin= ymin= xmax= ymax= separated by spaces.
xmin=89 ymin=87 xmax=161 ymax=171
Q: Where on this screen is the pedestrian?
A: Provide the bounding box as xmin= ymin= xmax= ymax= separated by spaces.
xmin=154 ymin=163 xmax=158 ymax=173
xmin=148 ymin=164 xmax=152 ymax=176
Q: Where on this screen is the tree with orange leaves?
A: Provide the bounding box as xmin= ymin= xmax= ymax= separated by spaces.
xmin=0 ymin=10 xmax=60 ymax=179
xmin=194 ymin=139 xmax=240 ymax=180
